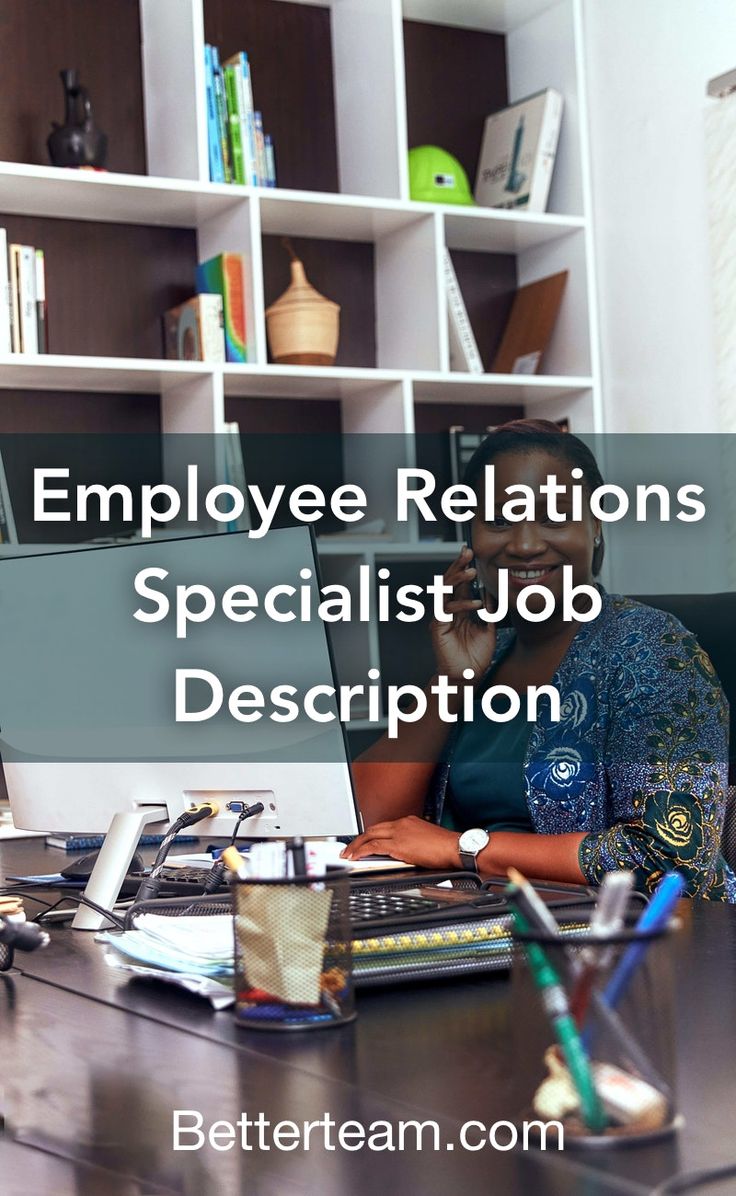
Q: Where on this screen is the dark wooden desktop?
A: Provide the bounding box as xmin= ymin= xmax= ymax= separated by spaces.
xmin=2 ymin=838 xmax=736 ymax=1196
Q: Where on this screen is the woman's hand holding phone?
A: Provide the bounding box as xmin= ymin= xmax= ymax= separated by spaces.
xmin=430 ymin=545 xmax=496 ymax=683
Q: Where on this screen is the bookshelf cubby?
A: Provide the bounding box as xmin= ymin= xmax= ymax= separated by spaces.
xmin=204 ymin=0 xmax=339 ymax=194
xmin=0 ymin=0 xmax=146 ymax=174
xmin=0 ymin=0 xmax=603 ymax=736
xmin=448 ymin=247 xmax=517 ymax=371
xmin=262 ymin=235 xmax=377 ymax=368
xmin=0 ymin=212 xmax=197 ymax=358
xmin=403 ymin=19 xmax=507 ymax=189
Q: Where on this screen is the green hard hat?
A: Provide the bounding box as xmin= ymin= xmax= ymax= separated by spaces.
xmin=408 ymin=145 xmax=475 ymax=205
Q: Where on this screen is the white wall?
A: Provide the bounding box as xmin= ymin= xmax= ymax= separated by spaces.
xmin=583 ymin=0 xmax=735 ymax=433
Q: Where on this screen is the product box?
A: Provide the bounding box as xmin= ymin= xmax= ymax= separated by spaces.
xmin=474 ymin=89 xmax=563 ymax=213
xmin=163 ymin=294 xmax=225 ymax=362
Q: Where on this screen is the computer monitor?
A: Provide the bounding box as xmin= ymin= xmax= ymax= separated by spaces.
xmin=0 ymin=527 xmax=361 ymax=928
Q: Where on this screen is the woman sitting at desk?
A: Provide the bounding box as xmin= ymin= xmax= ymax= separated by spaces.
xmin=344 ymin=420 xmax=735 ymax=901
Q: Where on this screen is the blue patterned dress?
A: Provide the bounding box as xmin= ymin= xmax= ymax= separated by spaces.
xmin=425 ymin=590 xmax=735 ymax=901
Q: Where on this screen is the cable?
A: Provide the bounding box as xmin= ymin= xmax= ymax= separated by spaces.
xmin=201 ymin=801 xmax=265 ymax=894
xmin=133 ymin=800 xmax=220 ymax=903
xmin=3 ymin=885 xmax=128 ymax=931
xmin=0 ymin=890 xmax=61 ymax=911
xmin=651 ymin=1163 xmax=736 ymax=1194
xmin=70 ymin=893 xmax=127 ymax=930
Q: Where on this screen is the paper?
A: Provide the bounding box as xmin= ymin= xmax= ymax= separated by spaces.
xmin=306 ymin=840 xmax=414 ymax=874
xmin=0 ymin=812 xmax=46 ymax=840
xmin=104 ymin=952 xmax=234 ymax=1010
xmin=99 ymin=914 xmax=234 ymax=977
xmin=235 ymin=885 xmax=333 ymax=1006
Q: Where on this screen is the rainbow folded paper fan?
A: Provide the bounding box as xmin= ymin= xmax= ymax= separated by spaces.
xmin=196 ymin=252 xmax=248 ymax=362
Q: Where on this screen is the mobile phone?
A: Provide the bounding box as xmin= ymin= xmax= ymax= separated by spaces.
xmin=465 ymin=538 xmax=483 ymax=604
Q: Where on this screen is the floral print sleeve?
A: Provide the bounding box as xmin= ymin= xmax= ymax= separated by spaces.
xmin=578 ymin=620 xmax=730 ymax=898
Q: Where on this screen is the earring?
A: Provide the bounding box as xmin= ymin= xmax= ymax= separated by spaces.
xmin=594 ymin=535 xmax=601 ymax=546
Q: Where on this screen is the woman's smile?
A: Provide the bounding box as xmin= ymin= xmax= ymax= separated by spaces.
xmin=504 ymin=563 xmax=562 ymax=589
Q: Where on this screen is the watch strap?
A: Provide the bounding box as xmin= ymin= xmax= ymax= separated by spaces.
xmin=458 ymin=829 xmax=490 ymax=873
xmin=459 ymin=847 xmax=480 ymax=872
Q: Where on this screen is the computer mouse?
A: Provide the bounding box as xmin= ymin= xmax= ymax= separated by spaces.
xmin=61 ymin=850 xmax=145 ymax=881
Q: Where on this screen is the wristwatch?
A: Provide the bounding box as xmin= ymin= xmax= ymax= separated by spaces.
xmin=457 ymin=827 xmax=490 ymax=873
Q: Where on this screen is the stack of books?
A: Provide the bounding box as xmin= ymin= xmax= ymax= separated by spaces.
xmin=204 ymin=45 xmax=277 ymax=187
xmin=164 ymin=252 xmax=250 ymax=363
xmin=0 ymin=230 xmax=48 ymax=355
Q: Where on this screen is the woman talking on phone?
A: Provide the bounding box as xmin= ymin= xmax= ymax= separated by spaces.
xmin=344 ymin=420 xmax=735 ymax=900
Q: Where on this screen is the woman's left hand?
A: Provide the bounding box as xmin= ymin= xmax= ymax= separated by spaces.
xmin=341 ymin=816 xmax=461 ymax=870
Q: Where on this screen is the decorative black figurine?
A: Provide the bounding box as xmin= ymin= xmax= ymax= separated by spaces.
xmin=47 ymin=69 xmax=108 ymax=169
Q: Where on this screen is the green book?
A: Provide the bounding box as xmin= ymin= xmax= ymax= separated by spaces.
xmin=211 ymin=47 xmax=232 ymax=184
xmin=224 ymin=65 xmax=245 ymax=186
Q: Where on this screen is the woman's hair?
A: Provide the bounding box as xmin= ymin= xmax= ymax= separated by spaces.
xmin=463 ymin=418 xmax=606 ymax=575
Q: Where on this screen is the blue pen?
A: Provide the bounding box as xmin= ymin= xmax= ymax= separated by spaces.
xmin=602 ymin=871 xmax=684 ymax=1011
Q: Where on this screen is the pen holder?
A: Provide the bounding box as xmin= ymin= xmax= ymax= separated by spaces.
xmin=511 ymin=917 xmax=681 ymax=1147
xmin=232 ymin=872 xmax=355 ymax=1031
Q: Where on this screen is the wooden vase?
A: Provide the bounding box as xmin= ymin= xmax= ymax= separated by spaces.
xmin=266 ymin=244 xmax=340 ymax=365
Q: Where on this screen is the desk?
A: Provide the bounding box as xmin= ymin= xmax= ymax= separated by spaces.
xmin=2 ymin=839 xmax=736 ymax=1196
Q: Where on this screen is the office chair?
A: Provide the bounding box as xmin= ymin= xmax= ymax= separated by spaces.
xmin=633 ymin=593 xmax=736 ymax=871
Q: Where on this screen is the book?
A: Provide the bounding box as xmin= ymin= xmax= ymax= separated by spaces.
xmin=223 ymin=421 xmax=250 ymax=532
xmin=0 ymin=450 xmax=18 ymax=543
xmin=224 ymin=52 xmax=258 ymax=187
xmin=11 ymin=244 xmax=38 ymax=354
xmin=204 ymin=45 xmax=224 ymax=183
xmin=211 ymin=46 xmax=232 ymax=185
xmin=443 ymin=248 xmax=483 ymax=374
xmin=223 ymin=64 xmax=246 ymax=185
xmin=163 ymin=294 xmax=226 ymax=362
xmin=9 ymin=244 xmax=21 ymax=352
xmin=474 ymin=88 xmax=563 ymax=213
xmin=0 ymin=226 xmax=11 ymax=351
xmin=448 ymin=425 xmax=496 ymax=538
xmin=264 ymin=135 xmax=277 ymax=188
xmin=0 ymin=230 xmax=11 ymax=355
xmin=45 ymin=833 xmax=199 ymax=851
xmin=254 ymin=111 xmax=267 ymax=187
xmin=195 ymin=253 xmax=247 ymax=362
xmin=34 ymin=249 xmax=48 ymax=353
xmin=491 ymin=270 xmax=568 ymax=374
xmin=19 ymin=245 xmax=38 ymax=353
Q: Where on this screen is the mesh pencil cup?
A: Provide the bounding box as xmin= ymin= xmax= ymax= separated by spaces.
xmin=232 ymin=872 xmax=355 ymax=1031
xmin=510 ymin=916 xmax=681 ymax=1147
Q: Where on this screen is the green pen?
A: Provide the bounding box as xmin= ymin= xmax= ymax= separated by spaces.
xmin=511 ymin=903 xmax=607 ymax=1134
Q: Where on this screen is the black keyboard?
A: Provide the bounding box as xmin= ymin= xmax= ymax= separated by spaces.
xmin=121 ymin=866 xmax=509 ymax=931
xmin=119 ymin=866 xmax=218 ymax=899
xmin=128 ymin=864 xmax=383 ymax=897
xmin=125 ymin=866 xmax=443 ymax=915
xmin=349 ymin=890 xmax=444 ymax=924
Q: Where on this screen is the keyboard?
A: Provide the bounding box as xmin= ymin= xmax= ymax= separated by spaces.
xmin=122 ymin=866 xmax=508 ymax=929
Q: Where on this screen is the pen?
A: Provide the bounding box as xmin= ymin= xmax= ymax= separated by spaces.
xmin=507 ymin=893 xmax=608 ymax=1133
xmin=507 ymin=867 xmax=561 ymax=936
xmin=222 ymin=845 xmax=249 ymax=880
xmin=601 ymin=872 xmax=684 ymax=1012
xmin=570 ymin=871 xmax=633 ymax=1026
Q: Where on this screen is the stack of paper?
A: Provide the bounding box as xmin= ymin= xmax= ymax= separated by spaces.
xmin=101 ymin=914 xmax=235 ymax=1007
xmin=101 ymin=913 xmax=233 ymax=976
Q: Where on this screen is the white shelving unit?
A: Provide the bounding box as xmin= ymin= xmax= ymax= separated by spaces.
xmin=0 ymin=0 xmax=603 ymax=731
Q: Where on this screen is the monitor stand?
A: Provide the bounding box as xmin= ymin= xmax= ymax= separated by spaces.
xmin=72 ymin=806 xmax=167 ymax=931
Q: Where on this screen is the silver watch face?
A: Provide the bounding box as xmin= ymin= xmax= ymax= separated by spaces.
xmin=459 ymin=828 xmax=489 ymax=855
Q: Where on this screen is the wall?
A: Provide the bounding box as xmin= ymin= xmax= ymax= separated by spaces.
xmin=583 ymin=0 xmax=735 ymax=434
